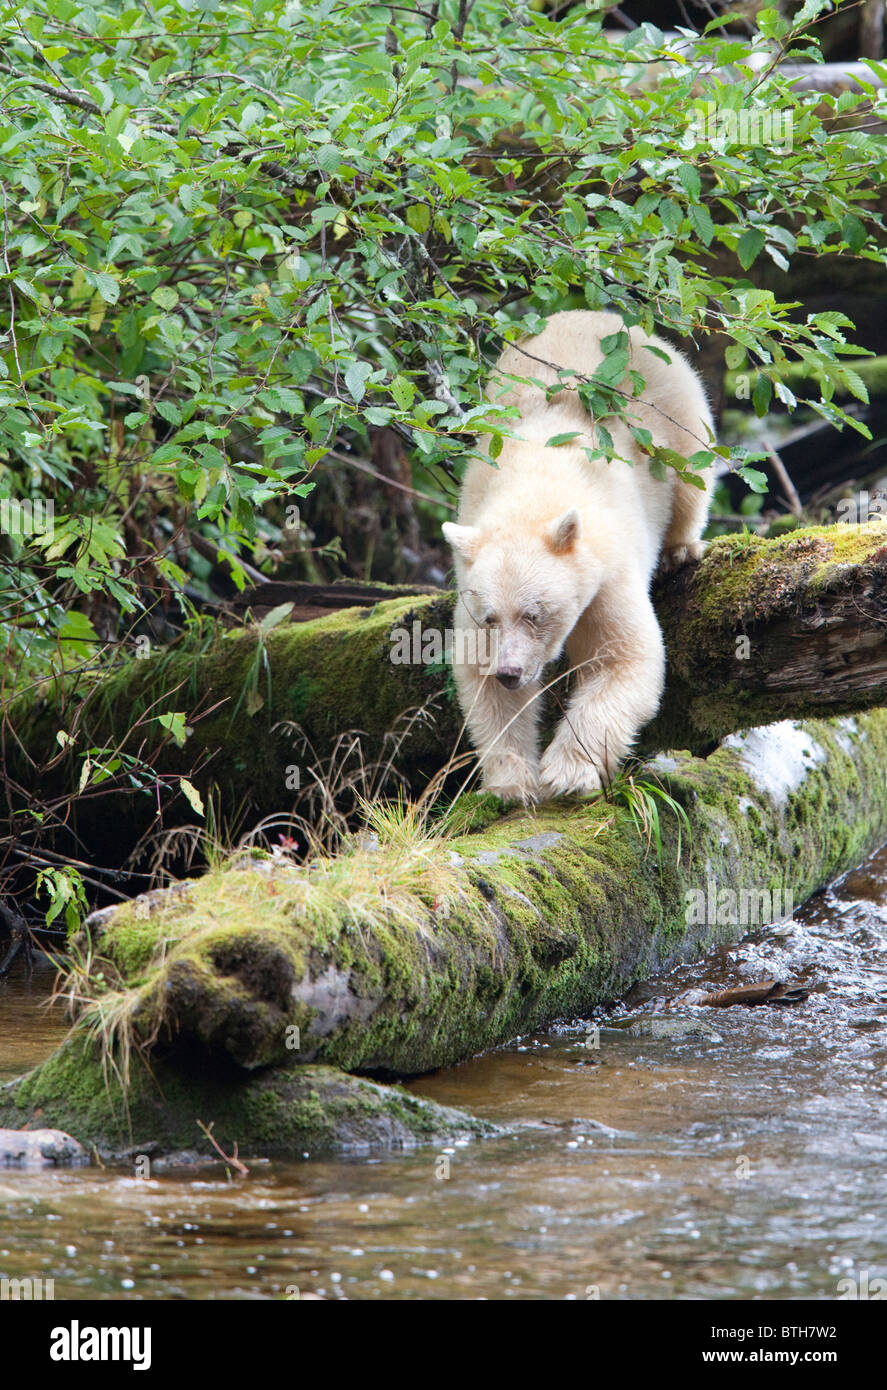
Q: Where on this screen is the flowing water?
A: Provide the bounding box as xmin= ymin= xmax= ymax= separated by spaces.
xmin=2 ymin=843 xmax=886 ymax=1301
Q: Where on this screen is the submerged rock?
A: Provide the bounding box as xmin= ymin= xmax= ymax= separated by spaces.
xmin=0 ymin=1042 xmax=498 ymax=1163
xmin=612 ymin=1016 xmax=724 ymax=1042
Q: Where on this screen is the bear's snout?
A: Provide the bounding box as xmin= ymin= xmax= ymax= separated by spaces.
xmin=495 ymin=666 xmax=523 ymax=689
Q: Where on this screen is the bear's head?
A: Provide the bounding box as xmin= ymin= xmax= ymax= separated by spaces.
xmin=442 ymin=509 xmax=600 ymax=689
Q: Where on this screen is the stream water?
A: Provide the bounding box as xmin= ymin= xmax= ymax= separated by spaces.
xmin=1 ymin=842 xmax=886 ymax=1301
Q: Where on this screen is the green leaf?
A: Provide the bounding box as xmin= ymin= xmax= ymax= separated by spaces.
xmin=156 ymin=711 xmax=189 ymax=748
xmin=58 ymin=610 xmax=99 ymax=651
xmin=345 ymin=361 xmax=373 ymax=403
xmin=794 ymin=0 xmax=835 ymax=23
xmin=179 ymin=777 xmax=205 ymax=818
xmin=841 ymin=213 xmax=866 ymax=254
xmin=736 ymin=229 xmax=766 ymax=271
xmin=240 ymin=103 xmax=264 ymax=132
xmin=739 ymin=466 xmax=770 ymax=494
xmin=259 ymin=601 xmax=294 ymax=632
xmin=20 ymin=234 xmax=48 ymax=257
xmin=151 ymin=286 xmax=179 ymax=310
xmin=391 ymin=375 xmax=416 ymax=410
xmin=407 ymin=204 xmax=431 ymax=234
xmin=688 ymin=204 xmax=714 ymax=247
xmin=677 ymin=164 xmax=701 ymax=200
xmin=92 ymin=272 xmax=119 ymax=305
xmin=838 ymin=367 xmax=869 ymax=404
xmin=315 ymin=145 xmax=341 ymax=172
xmin=752 ymin=374 xmax=773 ymax=417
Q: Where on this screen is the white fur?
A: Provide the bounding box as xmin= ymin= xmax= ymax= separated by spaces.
xmin=443 ymin=309 xmax=715 ymax=802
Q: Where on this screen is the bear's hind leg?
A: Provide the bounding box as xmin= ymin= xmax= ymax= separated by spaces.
xmin=660 ymin=463 xmax=715 ymax=572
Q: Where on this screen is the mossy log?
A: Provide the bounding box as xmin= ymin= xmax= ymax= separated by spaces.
xmin=4 ymin=707 xmax=887 ymax=1161
xmin=8 ymin=522 xmax=887 ymax=865
xmin=642 ymin=521 xmax=887 ymax=752
xmin=725 ymin=355 xmax=887 ymax=403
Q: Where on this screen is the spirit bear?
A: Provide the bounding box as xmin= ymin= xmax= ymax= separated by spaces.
xmin=442 ymin=309 xmax=715 ymax=803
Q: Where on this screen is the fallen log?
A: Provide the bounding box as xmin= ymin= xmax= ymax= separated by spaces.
xmin=642 ymin=519 xmax=887 ymax=752
xmin=3 ymin=709 xmax=887 ymax=1157
xmin=5 ymin=521 xmax=887 ymax=869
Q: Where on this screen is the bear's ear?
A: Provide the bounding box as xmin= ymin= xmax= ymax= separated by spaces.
xmin=547 ymin=509 xmax=581 ymax=555
xmin=442 ymin=522 xmax=481 ymax=560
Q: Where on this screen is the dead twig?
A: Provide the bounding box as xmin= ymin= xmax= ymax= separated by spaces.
xmin=694 ymin=979 xmax=811 ymax=1007
xmin=763 ymin=438 xmax=803 ymax=518
xmin=196 ymin=1119 xmax=249 ymax=1176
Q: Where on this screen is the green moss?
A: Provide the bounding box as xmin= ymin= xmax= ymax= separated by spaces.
xmin=444 ymin=791 xmax=512 ymax=833
xmin=0 ymin=1037 xmax=496 ymax=1161
xmin=691 ymin=521 xmax=887 ymax=634
xmin=642 ymin=520 xmax=887 ymax=752
xmin=284 ymin=672 xmax=320 ymax=723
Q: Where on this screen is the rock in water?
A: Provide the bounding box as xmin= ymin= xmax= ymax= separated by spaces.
xmin=613 ymin=1016 xmax=724 ymax=1041
xmin=0 ymin=1127 xmax=89 ymax=1168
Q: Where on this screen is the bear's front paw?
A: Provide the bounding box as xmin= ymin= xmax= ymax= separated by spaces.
xmin=539 ymin=739 xmax=604 ymax=800
xmin=482 ymin=754 xmax=540 ymax=806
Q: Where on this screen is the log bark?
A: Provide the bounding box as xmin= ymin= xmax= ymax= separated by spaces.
xmin=860 ymin=1 xmax=885 ymax=61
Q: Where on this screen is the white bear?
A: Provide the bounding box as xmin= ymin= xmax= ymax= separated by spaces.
xmin=442 ymin=309 xmax=715 ymax=803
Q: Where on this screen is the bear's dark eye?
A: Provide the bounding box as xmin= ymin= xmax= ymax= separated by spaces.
xmin=483 ymin=613 xmax=498 ymax=627
xmin=521 ymin=610 xmax=542 ymax=628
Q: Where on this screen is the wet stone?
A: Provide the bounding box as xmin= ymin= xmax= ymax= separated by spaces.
xmin=0 ymin=1127 xmax=90 ymax=1168
xmin=610 ymin=1015 xmax=724 ymax=1042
